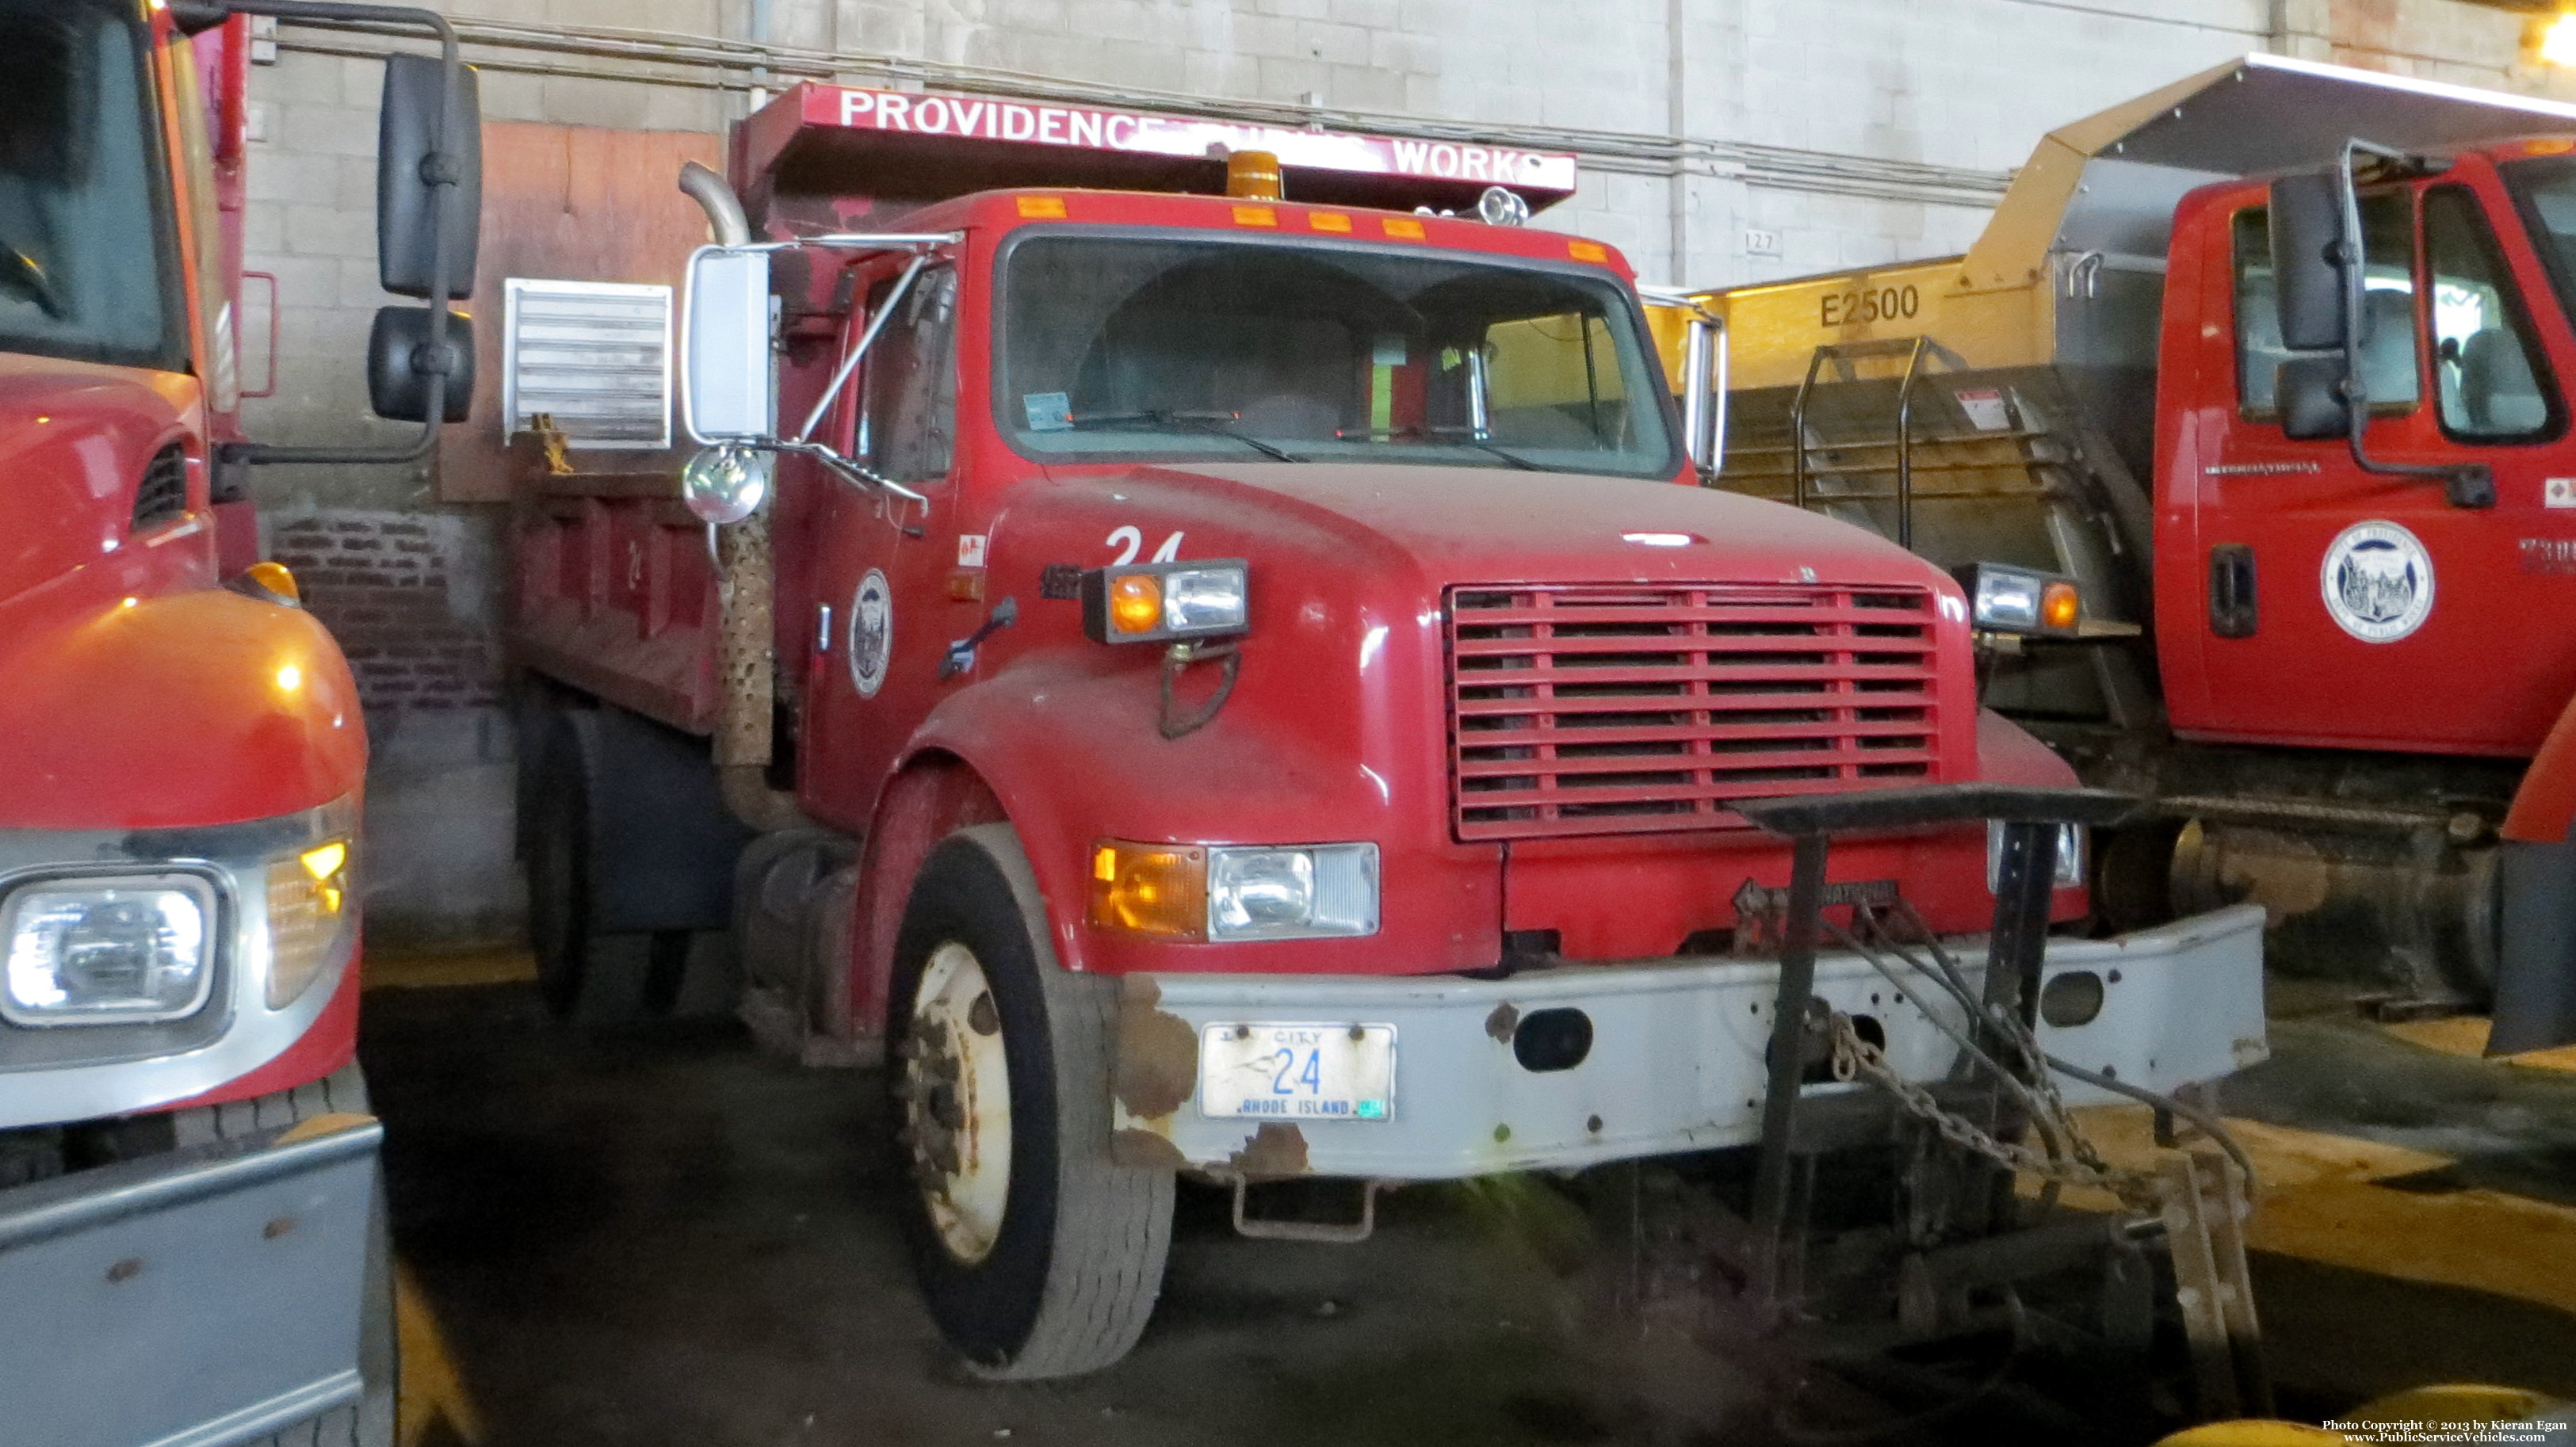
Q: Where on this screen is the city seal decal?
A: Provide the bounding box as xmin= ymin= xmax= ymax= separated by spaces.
xmin=2320 ymin=521 xmax=2433 ymax=643
xmin=849 ymin=568 xmax=892 ymax=696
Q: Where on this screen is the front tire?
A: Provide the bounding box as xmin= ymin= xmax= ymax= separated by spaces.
xmin=889 ymin=824 xmax=1174 ymax=1379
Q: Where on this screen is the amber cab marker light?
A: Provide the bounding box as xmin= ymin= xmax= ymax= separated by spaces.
xmin=243 ymin=559 xmax=301 ymax=603
xmin=1089 ymin=841 xmax=1209 ymax=940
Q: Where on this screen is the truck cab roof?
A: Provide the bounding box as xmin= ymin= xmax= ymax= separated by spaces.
xmin=848 ymin=186 xmax=1638 ymax=282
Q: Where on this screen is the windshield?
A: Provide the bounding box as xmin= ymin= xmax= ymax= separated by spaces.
xmin=996 ymin=233 xmax=1680 ymax=478
xmin=0 ymin=0 xmax=183 ymax=370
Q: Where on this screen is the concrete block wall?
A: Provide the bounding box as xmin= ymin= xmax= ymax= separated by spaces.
xmin=235 ymin=0 xmax=2576 ymax=944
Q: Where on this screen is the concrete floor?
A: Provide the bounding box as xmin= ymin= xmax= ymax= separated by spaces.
xmin=363 ymin=975 xmax=2576 ymax=1447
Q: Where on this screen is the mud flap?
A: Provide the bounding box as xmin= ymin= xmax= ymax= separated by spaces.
xmin=2490 ymin=838 xmax=2576 ymax=1055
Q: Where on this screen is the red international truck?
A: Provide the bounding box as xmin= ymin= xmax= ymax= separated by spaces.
xmin=509 ymin=83 xmax=2269 ymax=1387
xmin=1653 ymin=56 xmax=2576 ymax=1053
xmin=0 ymin=4 xmax=480 ymax=1445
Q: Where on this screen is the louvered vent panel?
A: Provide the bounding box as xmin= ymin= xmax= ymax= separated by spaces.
xmin=503 ymin=279 xmax=673 ymax=449
xmin=132 ymin=444 xmax=188 ymax=532
xmin=1446 ymin=583 xmax=1942 ymax=842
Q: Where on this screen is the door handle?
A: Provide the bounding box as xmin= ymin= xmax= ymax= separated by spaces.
xmin=2208 ymin=544 xmax=2257 ymax=639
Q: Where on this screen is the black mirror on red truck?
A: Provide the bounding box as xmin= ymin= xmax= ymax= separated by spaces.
xmin=2268 ymin=170 xmax=2348 ymax=353
xmin=2275 ymin=353 xmax=2351 ymax=441
xmin=367 ymin=305 xmax=475 ymax=422
xmin=376 ymin=51 xmax=481 ymax=305
xmin=2266 ymin=140 xmax=2494 ymax=509
xmin=193 ymin=2 xmax=483 ymax=464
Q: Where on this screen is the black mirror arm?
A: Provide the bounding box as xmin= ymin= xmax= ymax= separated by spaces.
xmin=193 ymin=2 xmax=464 ymax=468
xmin=2328 ymin=136 xmax=2497 ymax=510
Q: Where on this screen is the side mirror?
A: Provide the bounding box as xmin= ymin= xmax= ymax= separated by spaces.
xmin=2276 ymin=356 xmax=2349 ymax=441
xmin=681 ymin=445 xmax=774 ymax=525
xmin=682 ymin=247 xmax=778 ymax=444
xmin=378 ymin=52 xmax=481 ymax=300
xmin=1679 ymin=313 xmax=1726 ymax=476
xmin=2270 ymin=171 xmax=2349 ymax=353
xmin=368 ymin=307 xmax=476 ymax=423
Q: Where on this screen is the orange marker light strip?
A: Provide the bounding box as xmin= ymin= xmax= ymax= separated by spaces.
xmin=1087 ymin=841 xmax=1208 ymax=940
xmin=1232 ymin=204 xmax=1278 ymax=227
xmin=1568 ymin=240 xmax=1609 ymax=263
xmin=1309 ymin=212 xmax=1352 ymax=233
xmin=1382 ymin=217 xmax=1426 ymax=240
xmin=1016 ymin=195 xmax=1068 ymax=219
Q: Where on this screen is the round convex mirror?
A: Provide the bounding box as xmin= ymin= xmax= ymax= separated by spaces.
xmin=682 ymin=445 xmax=773 ymax=525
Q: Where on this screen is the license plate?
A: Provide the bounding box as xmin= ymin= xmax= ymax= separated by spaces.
xmin=1198 ymin=1023 xmax=1396 ymax=1121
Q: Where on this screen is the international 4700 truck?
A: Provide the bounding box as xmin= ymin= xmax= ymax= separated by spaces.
xmin=508 ymin=83 xmax=2266 ymax=1381
xmin=1660 ymin=55 xmax=2576 ymax=1053
xmin=0 ymin=3 xmax=480 ymax=1444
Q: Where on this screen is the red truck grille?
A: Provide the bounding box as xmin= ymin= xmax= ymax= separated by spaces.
xmin=1445 ymin=583 xmax=1942 ymax=841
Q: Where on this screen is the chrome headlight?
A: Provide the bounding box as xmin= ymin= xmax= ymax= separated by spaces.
xmin=1081 ymin=559 xmax=1251 ymax=644
xmin=2 ymin=874 xmax=218 ymax=1026
xmin=1986 ymin=822 xmax=2085 ymax=892
xmin=1206 ymin=844 xmax=1378 ymax=941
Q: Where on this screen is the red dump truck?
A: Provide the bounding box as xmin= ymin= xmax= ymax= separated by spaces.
xmin=508 ymin=83 xmax=2267 ymax=1384
xmin=0 ymin=4 xmax=479 ymax=1444
xmin=1656 ymin=56 xmax=2576 ymax=1052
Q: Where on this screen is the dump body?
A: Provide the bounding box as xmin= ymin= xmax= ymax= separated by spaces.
xmin=1660 ymin=54 xmax=2576 ymax=1009
xmin=0 ymin=9 xmax=381 ymax=1442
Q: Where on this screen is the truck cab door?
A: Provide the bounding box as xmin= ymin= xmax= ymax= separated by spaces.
xmin=2177 ymin=181 xmax=2575 ymax=753
xmin=800 ymin=263 xmax=961 ymax=827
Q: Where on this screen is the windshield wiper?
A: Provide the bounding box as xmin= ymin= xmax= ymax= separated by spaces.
xmin=0 ymin=244 xmax=64 ymax=319
xmin=1064 ymin=409 xmax=1305 ymax=464
xmin=1339 ymin=424 xmax=1544 ymax=472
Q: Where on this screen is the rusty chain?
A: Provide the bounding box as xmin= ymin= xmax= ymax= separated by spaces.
xmin=1825 ymin=1010 xmax=2164 ymax=1210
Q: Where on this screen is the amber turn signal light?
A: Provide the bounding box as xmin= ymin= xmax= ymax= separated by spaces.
xmin=1089 ymin=841 xmax=1208 ymax=941
xmin=1108 ymin=573 xmax=1164 ymax=635
xmin=2039 ymin=580 xmax=2081 ymax=634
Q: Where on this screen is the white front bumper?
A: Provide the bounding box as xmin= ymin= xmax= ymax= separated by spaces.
xmin=1109 ymin=904 xmax=2268 ymax=1181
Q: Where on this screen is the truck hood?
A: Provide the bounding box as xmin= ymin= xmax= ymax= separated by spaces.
xmin=1098 ymin=462 xmax=1944 ymax=590
xmin=0 ymin=353 xmax=196 ymax=609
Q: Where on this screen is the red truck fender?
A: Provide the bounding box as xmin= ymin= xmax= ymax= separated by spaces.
xmin=2503 ymin=694 xmax=2576 ymax=848
xmin=847 ymin=750 xmax=1012 ymax=1038
xmin=2492 ymin=691 xmax=2576 ymax=1054
xmin=0 ymin=586 xmax=367 ymax=830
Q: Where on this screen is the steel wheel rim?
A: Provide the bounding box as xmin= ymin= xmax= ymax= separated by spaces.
xmin=901 ymin=941 xmax=1014 ymax=1266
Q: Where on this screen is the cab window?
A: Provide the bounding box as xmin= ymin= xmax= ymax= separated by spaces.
xmin=857 ymin=265 xmax=957 ymax=485
xmin=2422 ymin=186 xmax=2558 ymax=443
xmin=2232 ymin=195 xmax=2419 ymax=421
xmin=0 ymin=0 xmax=185 ymax=370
